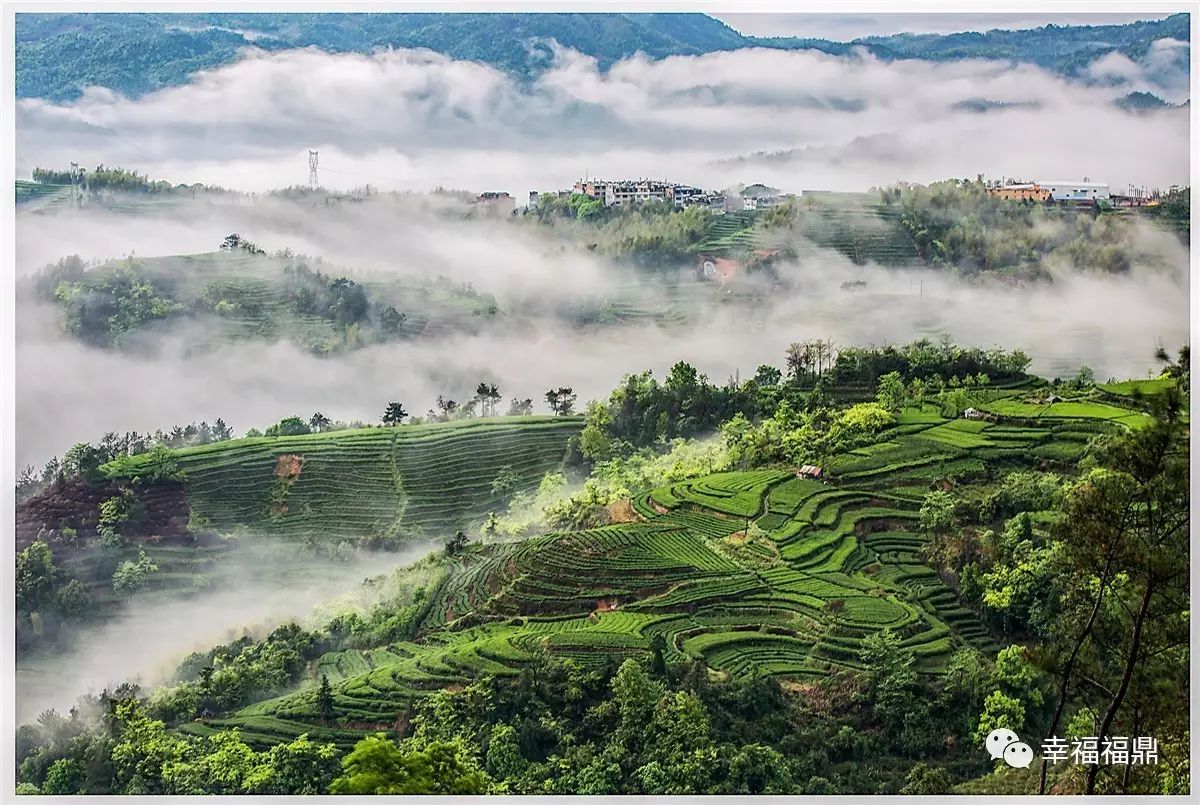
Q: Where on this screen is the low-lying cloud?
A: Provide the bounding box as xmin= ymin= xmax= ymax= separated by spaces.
xmin=1087 ymin=37 xmax=1191 ymax=102
xmin=16 ymin=539 xmax=434 ymax=723
xmin=13 ymin=40 xmax=1191 ymax=466
xmin=15 ymin=43 xmax=1191 ymax=194
xmin=15 ymin=193 xmax=1189 ymax=467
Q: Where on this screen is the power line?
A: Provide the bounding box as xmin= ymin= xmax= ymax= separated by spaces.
xmin=308 ymin=150 xmax=319 ymax=190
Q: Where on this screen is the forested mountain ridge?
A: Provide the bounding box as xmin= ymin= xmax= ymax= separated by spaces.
xmin=14 ymin=12 xmax=746 ymax=101
xmin=761 ymin=13 xmax=1190 ymax=77
xmin=15 ymin=12 xmax=1189 ymax=101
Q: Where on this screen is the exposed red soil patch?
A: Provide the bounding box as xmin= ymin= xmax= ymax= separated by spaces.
xmin=275 ymin=453 xmax=304 ymax=481
xmin=607 ymin=498 xmax=639 ymax=523
xmin=16 ymin=478 xmax=199 ymax=557
xmin=594 ymin=598 xmax=620 ymax=613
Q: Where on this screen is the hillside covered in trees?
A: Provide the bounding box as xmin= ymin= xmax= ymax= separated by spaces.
xmin=24 ymin=249 xmax=502 ymax=354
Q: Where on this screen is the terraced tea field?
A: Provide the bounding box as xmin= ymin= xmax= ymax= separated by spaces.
xmin=104 ymin=416 xmax=583 ymax=543
xmin=1097 ymin=376 xmax=1176 ymax=398
xmin=793 ymin=192 xmax=922 ymax=266
xmin=974 ymin=398 xmax=1151 ymax=429
xmin=689 ymin=195 xmax=921 ymax=267
xmin=567 ymin=279 xmax=729 ymax=328
xmin=692 ymin=211 xmax=767 ymax=255
xmin=199 ymin=388 xmax=1150 ymax=747
xmin=15 ymin=180 xmax=76 ymax=211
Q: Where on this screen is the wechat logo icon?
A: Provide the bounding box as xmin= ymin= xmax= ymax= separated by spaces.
xmin=986 ymin=728 xmax=1034 ymax=768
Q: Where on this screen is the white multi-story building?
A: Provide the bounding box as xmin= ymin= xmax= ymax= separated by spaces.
xmin=551 ymin=178 xmax=781 ymax=212
xmin=669 ymin=184 xmax=705 ymax=208
xmin=574 ymin=178 xmax=706 ymax=209
xmin=604 ymin=180 xmax=673 ymax=206
xmin=1040 ymin=181 xmax=1110 ymax=203
xmin=682 ymin=193 xmax=729 ymax=213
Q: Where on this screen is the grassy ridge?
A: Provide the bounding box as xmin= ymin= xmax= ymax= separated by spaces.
xmin=106 ymin=416 xmax=583 ymax=542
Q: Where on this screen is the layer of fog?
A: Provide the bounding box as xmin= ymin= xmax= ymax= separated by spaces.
xmin=15 ymin=194 xmax=1189 ymax=468
xmin=1086 ymin=37 xmax=1192 ymax=102
xmin=14 ymin=194 xmax=614 ymax=303
xmin=15 ymin=539 xmax=435 ymax=724
xmin=15 ymin=42 xmax=1190 ymax=195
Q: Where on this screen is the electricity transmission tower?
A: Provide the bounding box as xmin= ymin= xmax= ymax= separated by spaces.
xmin=69 ymin=161 xmax=85 ymax=208
xmin=308 ymin=150 xmax=319 ymax=191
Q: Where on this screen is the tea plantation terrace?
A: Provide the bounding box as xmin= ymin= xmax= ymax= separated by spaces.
xmin=178 ymin=388 xmax=1152 ymax=748
xmin=105 ymin=416 xmax=585 ymax=543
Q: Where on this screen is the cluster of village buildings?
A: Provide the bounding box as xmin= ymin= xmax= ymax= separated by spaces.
xmin=985 ymin=178 xmax=1111 ymax=204
xmin=470 ymin=178 xmax=796 ymax=216
xmin=474 ymin=175 xmax=1177 ymax=216
xmin=983 ymin=178 xmax=1178 ymax=208
xmin=554 ymin=178 xmax=795 ymax=213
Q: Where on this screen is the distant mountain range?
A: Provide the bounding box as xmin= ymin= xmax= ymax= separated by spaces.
xmin=15 ymin=12 xmax=1191 ymax=102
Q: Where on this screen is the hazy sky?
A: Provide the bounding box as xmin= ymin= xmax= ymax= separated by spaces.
xmin=716 ymin=12 xmax=1176 ymax=39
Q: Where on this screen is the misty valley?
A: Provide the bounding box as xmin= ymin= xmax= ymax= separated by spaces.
xmin=8 ymin=8 xmax=1193 ymax=799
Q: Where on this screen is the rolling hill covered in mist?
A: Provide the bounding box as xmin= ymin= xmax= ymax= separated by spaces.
xmin=16 ymin=415 xmax=583 ymax=652
xmin=16 ymin=177 xmax=1191 ymax=361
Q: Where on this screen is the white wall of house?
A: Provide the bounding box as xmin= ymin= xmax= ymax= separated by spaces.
xmin=1041 ymin=181 xmax=1110 ymax=201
